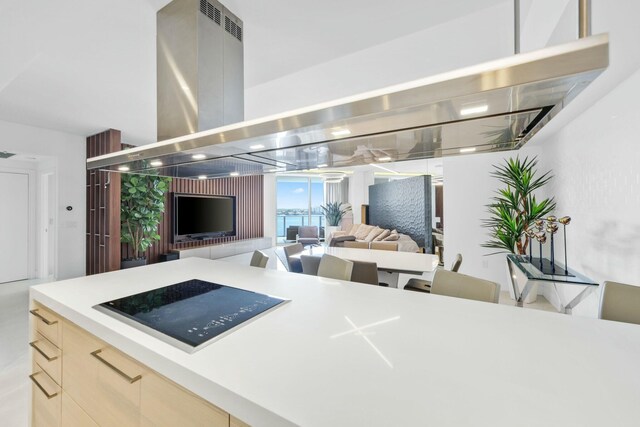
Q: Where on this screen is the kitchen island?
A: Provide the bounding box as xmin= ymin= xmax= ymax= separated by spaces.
xmin=30 ymin=257 xmax=640 ymax=426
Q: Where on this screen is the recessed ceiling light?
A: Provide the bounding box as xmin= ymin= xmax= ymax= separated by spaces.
xmin=331 ymin=129 xmax=351 ymax=137
xmin=230 ymin=172 xmax=239 ymax=176
xmin=317 ymin=163 xmax=328 ymax=168
xmin=378 ymin=156 xmax=392 ymax=162
xmin=459 ymin=147 xmax=477 ymax=153
xmin=150 ymin=160 xmax=163 ymax=167
xmin=198 ymin=175 xmax=207 ymax=180
xmin=460 ymin=105 xmax=488 ymax=116
xmin=249 ymin=144 xmax=265 ymax=150
xmin=118 ymin=166 xmax=130 ymax=172
xmin=192 ymin=154 xmax=206 ymax=160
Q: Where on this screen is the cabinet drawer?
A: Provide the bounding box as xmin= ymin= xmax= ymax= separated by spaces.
xmin=31 ymin=363 xmax=61 ymax=427
xmin=30 ymin=303 xmax=61 ymax=347
xmin=31 ymin=332 xmax=61 ymax=385
xmin=61 ymin=392 xmax=99 ymax=427
xmin=63 ymin=320 xmax=143 ymax=427
xmin=140 ymin=371 xmax=229 ymax=427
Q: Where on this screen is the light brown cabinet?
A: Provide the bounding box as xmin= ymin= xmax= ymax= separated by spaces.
xmin=30 ymin=302 xmax=251 ymax=427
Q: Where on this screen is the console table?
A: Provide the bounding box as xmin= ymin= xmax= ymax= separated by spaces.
xmin=506 ymin=254 xmax=598 ymax=314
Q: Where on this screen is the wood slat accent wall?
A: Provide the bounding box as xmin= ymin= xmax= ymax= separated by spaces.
xmin=122 ymin=175 xmax=264 ymax=264
xmin=86 ymin=129 xmax=121 ymax=275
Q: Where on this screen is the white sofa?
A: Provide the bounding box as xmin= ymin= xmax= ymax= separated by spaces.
xmin=329 ymin=224 xmax=420 ymax=253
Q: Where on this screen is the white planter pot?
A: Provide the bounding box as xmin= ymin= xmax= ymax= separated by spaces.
xmin=326 ymin=226 xmax=340 ymax=243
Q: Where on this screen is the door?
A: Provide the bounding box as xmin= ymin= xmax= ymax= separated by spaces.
xmin=0 ymin=172 xmax=29 ymax=283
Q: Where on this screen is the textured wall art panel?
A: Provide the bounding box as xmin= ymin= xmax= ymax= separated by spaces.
xmin=368 ymin=175 xmax=432 ymax=251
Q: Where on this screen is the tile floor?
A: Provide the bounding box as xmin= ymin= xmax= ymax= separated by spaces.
xmin=0 ymin=278 xmax=51 ymax=427
xmin=0 ymin=252 xmax=555 ymax=426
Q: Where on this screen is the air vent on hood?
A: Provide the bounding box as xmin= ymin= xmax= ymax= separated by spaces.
xmin=225 ymin=15 xmax=242 ymax=42
xmin=200 ymin=0 xmax=221 ymax=25
xmin=88 ymin=33 xmax=608 ymax=179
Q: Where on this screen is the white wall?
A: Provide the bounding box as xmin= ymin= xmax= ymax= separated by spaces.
xmin=245 ymin=1 xmax=513 ymax=119
xmin=263 ymin=174 xmax=276 ymax=246
xmin=0 ymin=119 xmax=85 ymax=280
xmin=532 ymin=0 xmax=640 ymax=315
xmin=442 ymin=148 xmax=540 ymax=287
xmin=444 ymin=0 xmax=640 ymax=317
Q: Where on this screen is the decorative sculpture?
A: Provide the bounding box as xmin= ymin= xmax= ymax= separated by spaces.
xmin=525 ymin=215 xmax=571 ymax=275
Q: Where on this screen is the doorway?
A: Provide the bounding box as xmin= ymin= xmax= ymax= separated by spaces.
xmin=0 ymin=171 xmax=30 ymax=283
xmin=40 ymin=170 xmax=57 ymax=279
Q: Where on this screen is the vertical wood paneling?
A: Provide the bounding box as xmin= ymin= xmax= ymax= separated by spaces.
xmin=121 ymin=174 xmax=264 ymax=265
xmin=86 ymin=129 xmax=121 ymax=275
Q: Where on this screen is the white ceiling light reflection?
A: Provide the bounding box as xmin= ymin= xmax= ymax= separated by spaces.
xmin=330 ymin=315 xmax=399 ymax=368
xmin=460 ymin=105 xmax=488 ymax=116
xmin=192 ymin=154 xmax=206 ymax=160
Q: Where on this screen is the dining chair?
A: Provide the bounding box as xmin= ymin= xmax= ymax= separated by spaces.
xmin=343 ymin=241 xmax=369 ymax=249
xmin=274 ymin=247 xmax=289 ymax=271
xmin=317 ymin=254 xmax=353 ymax=281
xmin=350 ymin=261 xmax=380 ymax=286
xmin=249 ymin=250 xmax=269 ymax=268
xmin=283 ymin=243 xmax=304 ymax=273
xmin=297 ymin=226 xmax=320 ymax=246
xmin=300 ymin=255 xmax=321 ymax=276
xmin=370 ymin=242 xmax=398 ymax=251
xmin=404 ymin=253 xmax=462 ymax=294
xmin=598 ymin=281 xmax=640 ymax=325
xmin=430 ymin=270 xmax=500 ymax=303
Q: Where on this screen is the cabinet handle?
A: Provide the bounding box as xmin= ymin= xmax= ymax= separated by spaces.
xmin=90 ymin=349 xmax=142 ymax=384
xmin=29 ymin=373 xmax=59 ymax=399
xmin=29 ymin=309 xmax=58 ymax=325
xmin=29 ymin=340 xmax=58 ymax=361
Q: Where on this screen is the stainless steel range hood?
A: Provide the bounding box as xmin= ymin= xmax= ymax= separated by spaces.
xmin=87 ymin=33 xmax=608 ymax=178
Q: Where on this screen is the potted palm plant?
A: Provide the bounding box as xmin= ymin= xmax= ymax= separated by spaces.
xmin=121 ymin=173 xmax=172 ymax=269
xmin=321 ymin=201 xmax=352 ymax=239
xmin=482 ymin=156 xmax=556 ymax=302
xmin=482 ymin=156 xmax=556 ymax=255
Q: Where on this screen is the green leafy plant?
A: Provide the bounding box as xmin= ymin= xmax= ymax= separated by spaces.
xmin=121 ymin=173 xmax=172 ymax=260
xmin=320 ymin=202 xmax=351 ymax=226
xmin=482 ymin=156 xmax=556 ymax=255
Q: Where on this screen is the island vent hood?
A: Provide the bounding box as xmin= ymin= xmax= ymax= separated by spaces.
xmin=87 ymin=32 xmax=609 ymax=179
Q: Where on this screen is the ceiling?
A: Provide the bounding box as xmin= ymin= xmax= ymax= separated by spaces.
xmin=0 ymin=0 xmax=509 ymax=147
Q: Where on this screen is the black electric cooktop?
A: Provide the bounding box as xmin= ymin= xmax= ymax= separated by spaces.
xmin=94 ymin=279 xmax=289 ymax=353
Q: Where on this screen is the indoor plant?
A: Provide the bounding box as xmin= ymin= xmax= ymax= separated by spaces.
xmin=121 ymin=173 xmax=172 ymax=268
xmin=321 ymin=201 xmax=352 ymax=238
xmin=482 ymin=156 xmax=556 ymax=255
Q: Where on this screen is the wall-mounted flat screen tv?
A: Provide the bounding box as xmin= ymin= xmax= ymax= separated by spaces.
xmin=172 ymin=194 xmax=236 ymax=243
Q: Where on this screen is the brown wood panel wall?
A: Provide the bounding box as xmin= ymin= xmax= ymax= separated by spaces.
xmin=122 ymin=175 xmax=264 ymax=264
xmin=86 ymin=129 xmax=121 ymax=275
xmin=435 ymin=185 xmax=444 ymax=228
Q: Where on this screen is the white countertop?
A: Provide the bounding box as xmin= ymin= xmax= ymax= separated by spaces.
xmin=292 ymin=246 xmax=439 ymax=274
xmin=31 ymin=258 xmax=640 ymax=426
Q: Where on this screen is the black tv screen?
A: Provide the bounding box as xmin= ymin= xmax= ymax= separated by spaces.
xmin=173 ymin=194 xmax=236 ymax=242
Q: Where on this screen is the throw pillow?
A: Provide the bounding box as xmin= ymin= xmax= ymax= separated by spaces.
xmin=354 ymin=224 xmax=375 ymax=240
xmin=348 ymin=223 xmax=361 ymax=236
xmin=364 ymin=227 xmax=385 ymax=242
xmin=383 ymin=229 xmax=400 ymax=241
xmin=373 ymin=229 xmax=391 ymax=241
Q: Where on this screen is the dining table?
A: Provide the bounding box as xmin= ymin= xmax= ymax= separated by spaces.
xmin=290 ymin=246 xmax=440 ymax=288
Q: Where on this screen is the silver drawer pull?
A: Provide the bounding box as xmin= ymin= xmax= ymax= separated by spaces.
xmin=30 ymin=340 xmax=58 ymax=362
xmin=90 ymin=349 xmax=142 ymax=384
xmin=29 ymin=309 xmax=58 ymax=325
xmin=29 ymin=373 xmax=59 ymax=399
